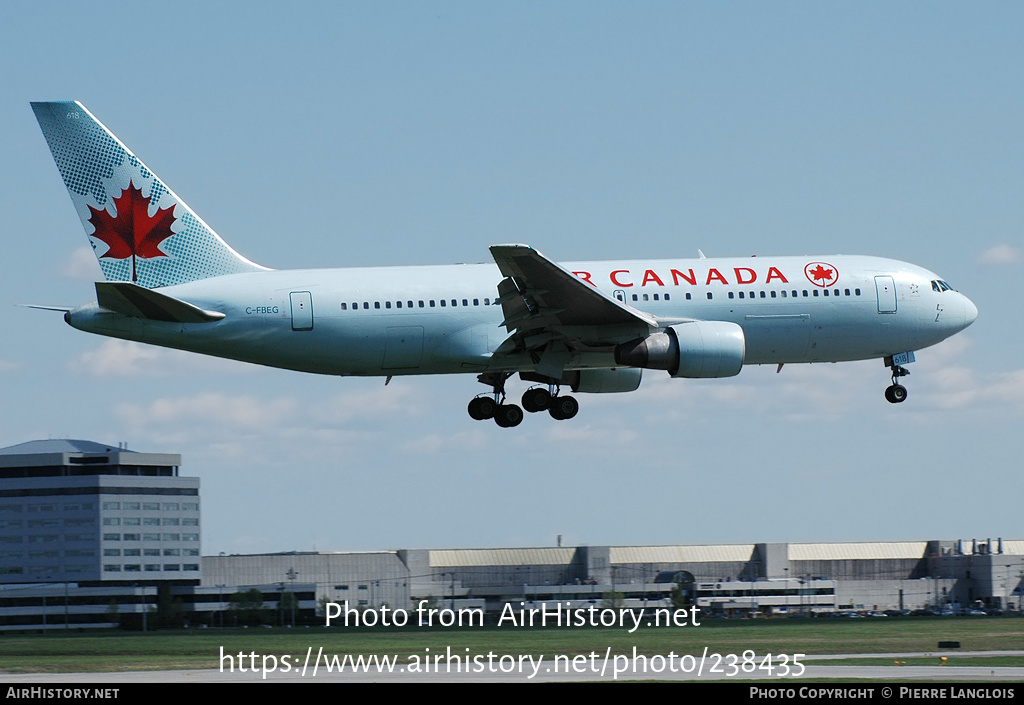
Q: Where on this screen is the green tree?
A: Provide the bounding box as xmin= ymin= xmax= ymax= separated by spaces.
xmin=155 ymin=585 xmax=183 ymax=629
xmin=229 ymin=588 xmax=269 ymax=626
xmin=106 ymin=599 xmax=121 ymax=627
xmin=599 ymin=591 xmax=625 ymax=609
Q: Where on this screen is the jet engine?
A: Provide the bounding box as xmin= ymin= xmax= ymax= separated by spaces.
xmin=614 ymin=321 xmax=745 ymax=378
xmin=569 ymin=367 xmax=643 ymax=393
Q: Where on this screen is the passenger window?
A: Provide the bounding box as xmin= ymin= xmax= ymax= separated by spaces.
xmin=440 ymin=300 xmax=446 ymax=307
xmin=429 ymin=300 xmax=435 ymax=307
xmin=739 ymin=292 xmax=745 ymax=299
xmin=855 ymin=289 xmax=861 ymax=296
xmin=760 ymin=291 xmax=766 ymax=299
xmin=340 ymin=303 xmax=347 ymax=310
xmin=462 ymin=299 xmax=468 ymax=306
xmin=665 ymin=294 xmax=670 ymax=301
xmin=823 ymin=289 xmax=829 ymax=297
xmin=728 ymin=292 xmax=735 ymax=299
xmin=396 ymin=301 xmax=402 ymax=308
xmin=363 ymin=302 xmax=369 ymax=309
xmin=770 ymin=291 xmax=776 ymax=298
xmin=632 ymin=294 xmax=638 ymax=301
xmin=642 ymin=294 xmax=649 ymax=301
xmin=385 ymin=301 xmax=392 ymax=308
xmin=685 ymin=293 xmax=691 ymax=300
xmin=706 ymin=292 xmax=713 ymax=300
xmin=375 ymin=302 xmax=381 ymax=309
xmin=473 ymin=299 xmax=479 ymax=306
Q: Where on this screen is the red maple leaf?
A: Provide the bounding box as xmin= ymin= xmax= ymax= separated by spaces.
xmin=87 ymin=182 xmax=175 ymax=281
xmin=809 ymin=265 xmax=834 ymax=284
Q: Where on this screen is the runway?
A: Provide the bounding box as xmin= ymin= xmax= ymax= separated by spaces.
xmin=2 ymin=651 xmax=1022 ymax=683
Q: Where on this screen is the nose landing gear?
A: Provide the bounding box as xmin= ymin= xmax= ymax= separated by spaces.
xmin=883 ymin=357 xmax=911 ymax=404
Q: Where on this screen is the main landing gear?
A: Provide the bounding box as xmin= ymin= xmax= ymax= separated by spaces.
xmin=469 ymin=373 xmax=579 ymax=427
xmin=884 ymin=359 xmax=910 ymax=404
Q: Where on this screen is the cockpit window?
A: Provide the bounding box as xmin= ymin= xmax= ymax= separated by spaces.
xmin=931 ymin=279 xmax=954 ymax=292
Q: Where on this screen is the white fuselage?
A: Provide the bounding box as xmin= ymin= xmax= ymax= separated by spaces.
xmin=65 ymin=254 xmax=976 ymax=380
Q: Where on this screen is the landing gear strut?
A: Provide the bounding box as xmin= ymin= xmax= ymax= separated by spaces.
xmin=884 ymin=363 xmax=910 ymax=404
xmin=469 ymin=374 xmax=579 ymax=427
xmin=522 ymin=382 xmax=578 ymax=421
xmin=469 ymin=372 xmax=523 ymax=427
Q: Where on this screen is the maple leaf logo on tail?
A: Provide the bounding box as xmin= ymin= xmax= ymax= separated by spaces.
xmin=87 ymin=182 xmax=176 ymax=282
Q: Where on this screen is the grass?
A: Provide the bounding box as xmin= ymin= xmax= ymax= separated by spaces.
xmin=1 ymin=617 xmax=1022 ymax=674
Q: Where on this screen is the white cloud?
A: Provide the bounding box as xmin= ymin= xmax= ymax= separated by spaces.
xmin=977 ymin=244 xmax=1022 ymax=265
xmin=399 ymin=429 xmax=489 ymax=455
xmin=115 ymin=392 xmax=296 ymax=429
xmin=59 ymin=247 xmax=102 ymax=280
xmin=313 ymin=382 xmax=427 ymax=424
xmin=70 ymin=340 xmax=256 ymax=377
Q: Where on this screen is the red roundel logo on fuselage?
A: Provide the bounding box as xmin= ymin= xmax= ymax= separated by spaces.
xmin=804 ymin=262 xmax=838 ymax=288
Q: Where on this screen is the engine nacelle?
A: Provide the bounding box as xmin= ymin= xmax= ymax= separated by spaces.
xmin=614 ymin=321 xmax=745 ymax=378
xmin=569 ymin=367 xmax=643 ymax=393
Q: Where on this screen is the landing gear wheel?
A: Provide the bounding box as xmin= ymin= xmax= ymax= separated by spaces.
xmin=521 ymin=387 xmax=552 ymax=413
xmin=885 ymin=384 xmax=908 ymax=404
xmin=494 ymin=404 xmax=524 ymax=428
xmin=548 ymin=395 xmax=579 ymax=420
xmin=468 ymin=396 xmax=497 ymax=420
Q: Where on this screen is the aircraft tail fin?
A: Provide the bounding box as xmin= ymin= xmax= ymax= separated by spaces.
xmin=31 ymin=101 xmax=267 ymax=289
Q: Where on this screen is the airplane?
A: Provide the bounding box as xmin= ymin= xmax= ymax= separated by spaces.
xmin=30 ymin=101 xmax=978 ymax=428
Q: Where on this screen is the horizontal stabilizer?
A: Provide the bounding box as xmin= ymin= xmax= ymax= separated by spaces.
xmin=95 ymin=282 xmax=224 ymax=323
xmin=20 ymin=304 xmax=73 ymax=312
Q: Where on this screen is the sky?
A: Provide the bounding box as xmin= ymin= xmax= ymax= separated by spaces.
xmin=1 ymin=2 xmax=1020 ymax=556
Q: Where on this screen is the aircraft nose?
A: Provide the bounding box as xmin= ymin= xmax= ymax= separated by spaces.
xmin=963 ymin=295 xmax=978 ymax=328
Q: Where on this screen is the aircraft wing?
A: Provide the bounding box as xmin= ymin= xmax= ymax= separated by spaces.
xmin=490 ymin=244 xmax=656 ymax=330
xmin=488 ymin=245 xmax=655 ymax=375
